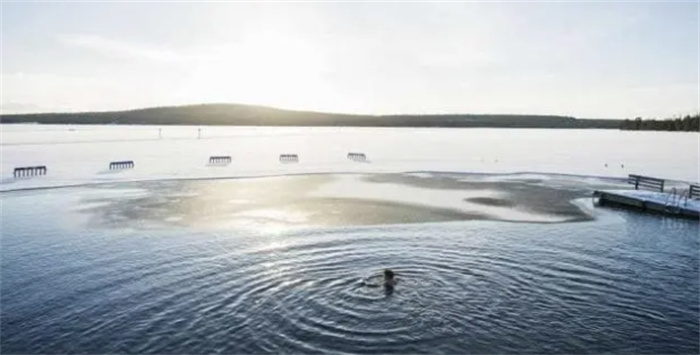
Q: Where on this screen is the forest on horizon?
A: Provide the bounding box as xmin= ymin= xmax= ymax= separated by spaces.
xmin=1 ymin=104 xmax=697 ymax=131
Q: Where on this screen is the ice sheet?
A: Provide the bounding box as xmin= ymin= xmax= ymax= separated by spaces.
xmin=2 ymin=125 xmax=698 ymax=191
xmin=311 ymin=174 xmax=569 ymax=222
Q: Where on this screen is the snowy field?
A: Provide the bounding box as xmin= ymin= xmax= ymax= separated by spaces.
xmin=1 ymin=125 xmax=698 ymax=192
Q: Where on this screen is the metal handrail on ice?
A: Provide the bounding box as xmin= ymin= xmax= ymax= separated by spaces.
xmin=347 ymin=152 xmax=367 ymax=162
xmin=209 ymin=156 xmax=232 ymax=165
xmin=13 ymin=166 xmax=47 ymax=177
xmin=279 ymin=154 xmax=299 ymax=163
xmin=109 ymin=161 xmax=135 ymax=170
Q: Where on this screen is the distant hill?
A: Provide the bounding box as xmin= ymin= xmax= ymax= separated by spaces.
xmin=0 ymin=103 xmax=623 ymax=129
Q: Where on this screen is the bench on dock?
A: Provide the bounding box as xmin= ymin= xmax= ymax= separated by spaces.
xmin=13 ymin=166 xmax=47 ymax=177
xmin=347 ymin=152 xmax=367 ymax=162
xmin=110 ymin=161 xmax=135 ymax=170
xmin=628 ymin=174 xmax=664 ymax=192
xmin=690 ymin=184 xmax=700 ymax=200
xmin=279 ymin=154 xmax=299 ymax=163
xmin=209 ymin=156 xmax=232 ymax=165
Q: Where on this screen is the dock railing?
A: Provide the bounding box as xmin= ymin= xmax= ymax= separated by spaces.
xmin=690 ymin=184 xmax=700 ymax=200
xmin=664 ymin=188 xmax=690 ymax=213
xmin=628 ymin=174 xmax=664 ymax=192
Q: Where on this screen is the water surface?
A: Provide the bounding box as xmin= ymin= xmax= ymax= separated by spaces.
xmin=1 ymin=177 xmax=698 ymax=354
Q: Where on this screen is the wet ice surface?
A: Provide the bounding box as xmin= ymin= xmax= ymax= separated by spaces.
xmin=311 ymin=174 xmax=589 ymax=223
xmin=26 ymin=171 xmax=614 ymax=230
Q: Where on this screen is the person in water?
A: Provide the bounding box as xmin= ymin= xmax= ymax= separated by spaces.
xmin=383 ymin=269 xmax=397 ymax=289
xmin=363 ymin=269 xmax=397 ymax=292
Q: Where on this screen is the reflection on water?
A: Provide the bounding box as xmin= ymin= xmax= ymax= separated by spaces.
xmin=0 ymin=174 xmax=698 ymax=354
xmin=74 ymin=172 xmax=609 ymax=230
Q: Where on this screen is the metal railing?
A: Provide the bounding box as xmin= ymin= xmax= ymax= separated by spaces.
xmin=664 ymin=188 xmax=689 ymax=214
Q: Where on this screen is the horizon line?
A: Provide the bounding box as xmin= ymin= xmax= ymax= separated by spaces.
xmin=0 ymin=102 xmax=629 ymax=120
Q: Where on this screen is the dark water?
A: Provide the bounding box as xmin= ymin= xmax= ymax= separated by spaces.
xmin=1 ymin=190 xmax=698 ymax=354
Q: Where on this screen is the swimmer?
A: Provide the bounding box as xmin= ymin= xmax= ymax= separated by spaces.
xmin=383 ymin=269 xmax=397 ymax=289
xmin=362 ymin=269 xmax=397 ymax=291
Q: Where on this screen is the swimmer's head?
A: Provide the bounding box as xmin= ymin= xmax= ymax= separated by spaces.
xmin=384 ymin=269 xmax=395 ymax=280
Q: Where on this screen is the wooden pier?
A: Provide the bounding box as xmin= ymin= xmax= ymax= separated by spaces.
xmin=594 ymin=175 xmax=700 ymax=219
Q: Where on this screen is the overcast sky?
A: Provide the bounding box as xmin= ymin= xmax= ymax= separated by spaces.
xmin=1 ymin=1 xmax=698 ymax=118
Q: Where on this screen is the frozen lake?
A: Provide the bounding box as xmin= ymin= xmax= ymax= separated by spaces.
xmin=1 ymin=125 xmax=698 ymax=191
xmin=1 ymin=125 xmax=698 ymax=354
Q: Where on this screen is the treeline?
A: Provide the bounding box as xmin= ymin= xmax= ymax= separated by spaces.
xmin=620 ymin=114 xmax=699 ymax=132
xmin=0 ymin=103 xmax=623 ymax=129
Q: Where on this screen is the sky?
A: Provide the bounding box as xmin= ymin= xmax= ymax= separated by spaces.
xmin=1 ymin=1 xmax=698 ymax=119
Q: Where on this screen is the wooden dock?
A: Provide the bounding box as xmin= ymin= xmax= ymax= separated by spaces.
xmin=594 ymin=175 xmax=700 ymax=219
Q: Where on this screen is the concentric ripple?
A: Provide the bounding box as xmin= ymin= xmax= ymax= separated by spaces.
xmin=1 ymin=209 xmax=699 ymax=354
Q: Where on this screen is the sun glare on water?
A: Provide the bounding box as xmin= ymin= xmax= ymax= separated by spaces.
xmin=223 ymin=207 xmax=310 ymax=235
